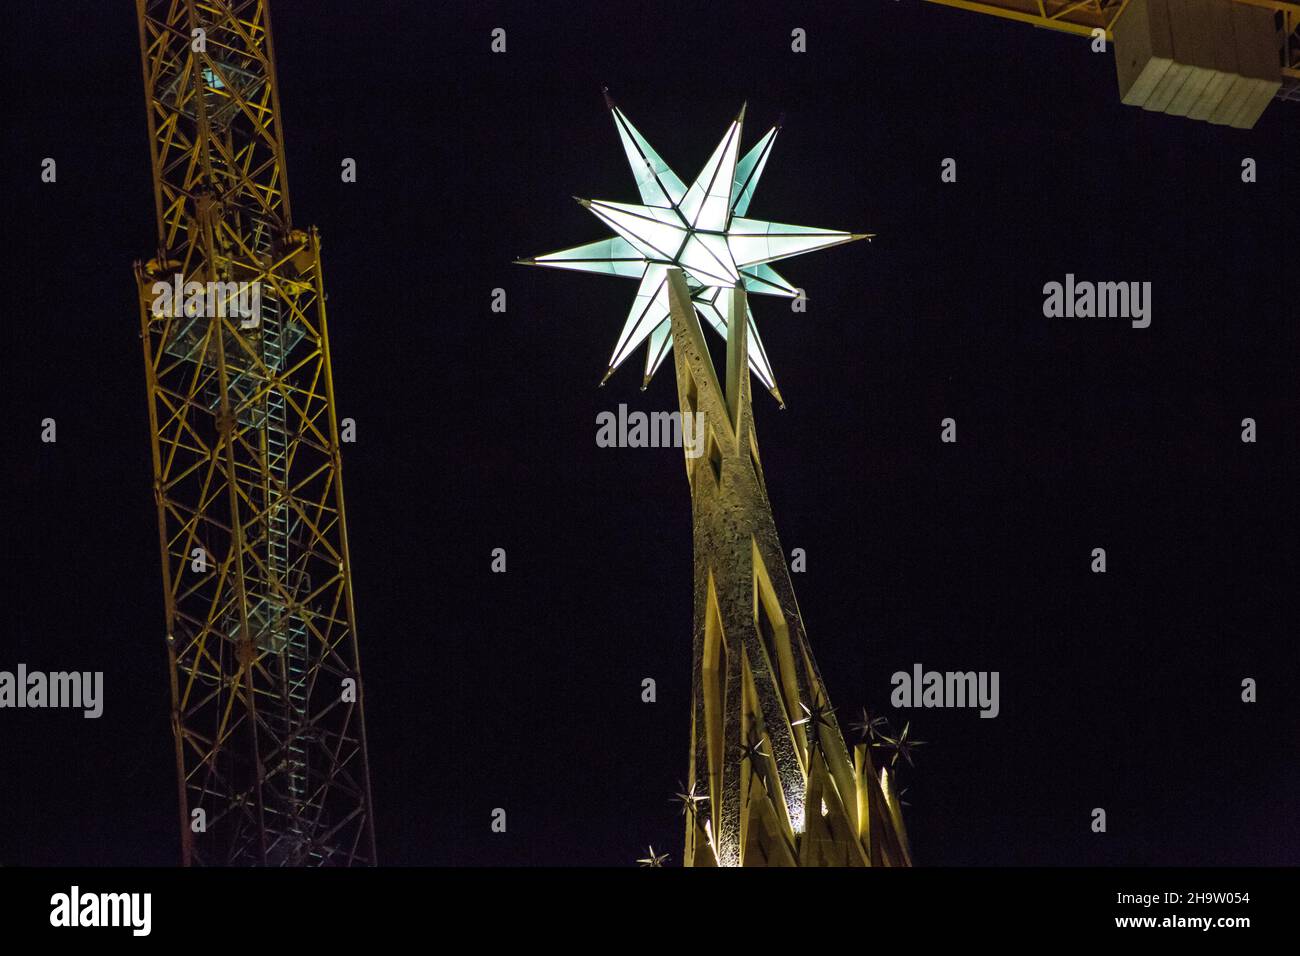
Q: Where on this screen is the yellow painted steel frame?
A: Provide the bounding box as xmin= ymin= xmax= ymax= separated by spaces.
xmin=134 ymin=0 xmax=375 ymax=865
xmin=924 ymin=0 xmax=1300 ymax=79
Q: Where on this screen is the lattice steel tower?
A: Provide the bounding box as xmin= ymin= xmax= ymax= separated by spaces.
xmin=133 ymin=0 xmax=376 ymax=865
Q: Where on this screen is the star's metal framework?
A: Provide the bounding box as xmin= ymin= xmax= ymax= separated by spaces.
xmin=517 ymin=93 xmax=869 ymax=407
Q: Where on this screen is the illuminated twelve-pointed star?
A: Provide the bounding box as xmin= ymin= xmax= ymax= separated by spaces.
xmin=517 ymin=92 xmax=871 ymax=406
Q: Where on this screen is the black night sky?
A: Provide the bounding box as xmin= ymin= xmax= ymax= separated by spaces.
xmin=2 ymin=1 xmax=1295 ymax=868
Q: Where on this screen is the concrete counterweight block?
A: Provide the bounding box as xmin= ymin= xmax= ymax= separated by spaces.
xmin=1114 ymin=0 xmax=1283 ymax=129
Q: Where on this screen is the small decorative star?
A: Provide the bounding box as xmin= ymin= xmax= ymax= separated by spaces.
xmin=736 ymin=738 xmax=771 ymax=805
xmin=672 ymin=781 xmax=708 ymax=820
xmin=849 ymin=706 xmax=889 ymax=743
xmin=637 ymin=845 xmax=669 ymax=867
xmin=736 ymin=737 xmax=769 ymax=767
xmin=876 ymin=721 xmax=927 ymax=768
xmin=793 ymin=697 xmax=837 ymax=763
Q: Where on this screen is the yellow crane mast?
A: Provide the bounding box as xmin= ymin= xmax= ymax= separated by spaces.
xmin=133 ymin=0 xmax=376 ymax=865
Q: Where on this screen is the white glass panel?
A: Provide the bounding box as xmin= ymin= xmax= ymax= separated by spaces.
xmin=613 ymin=108 xmax=686 ymax=207
xmin=608 ymin=264 xmax=670 ymax=371
xmin=727 ymin=218 xmax=852 ymax=266
xmin=740 ymin=263 xmax=797 ymax=297
xmin=589 ymin=200 xmax=687 ymax=261
xmin=696 ymin=233 xmax=738 ymax=280
xmin=642 ymin=319 xmax=674 ymax=384
xmin=731 ymin=128 xmax=777 ymax=218
xmin=533 ymin=237 xmax=647 ymax=278
xmin=678 ymin=235 xmax=738 ymax=285
xmin=693 ymin=292 xmax=728 ymax=338
xmin=745 ymin=304 xmax=777 ymax=392
xmin=679 ymin=119 xmax=742 ymax=230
